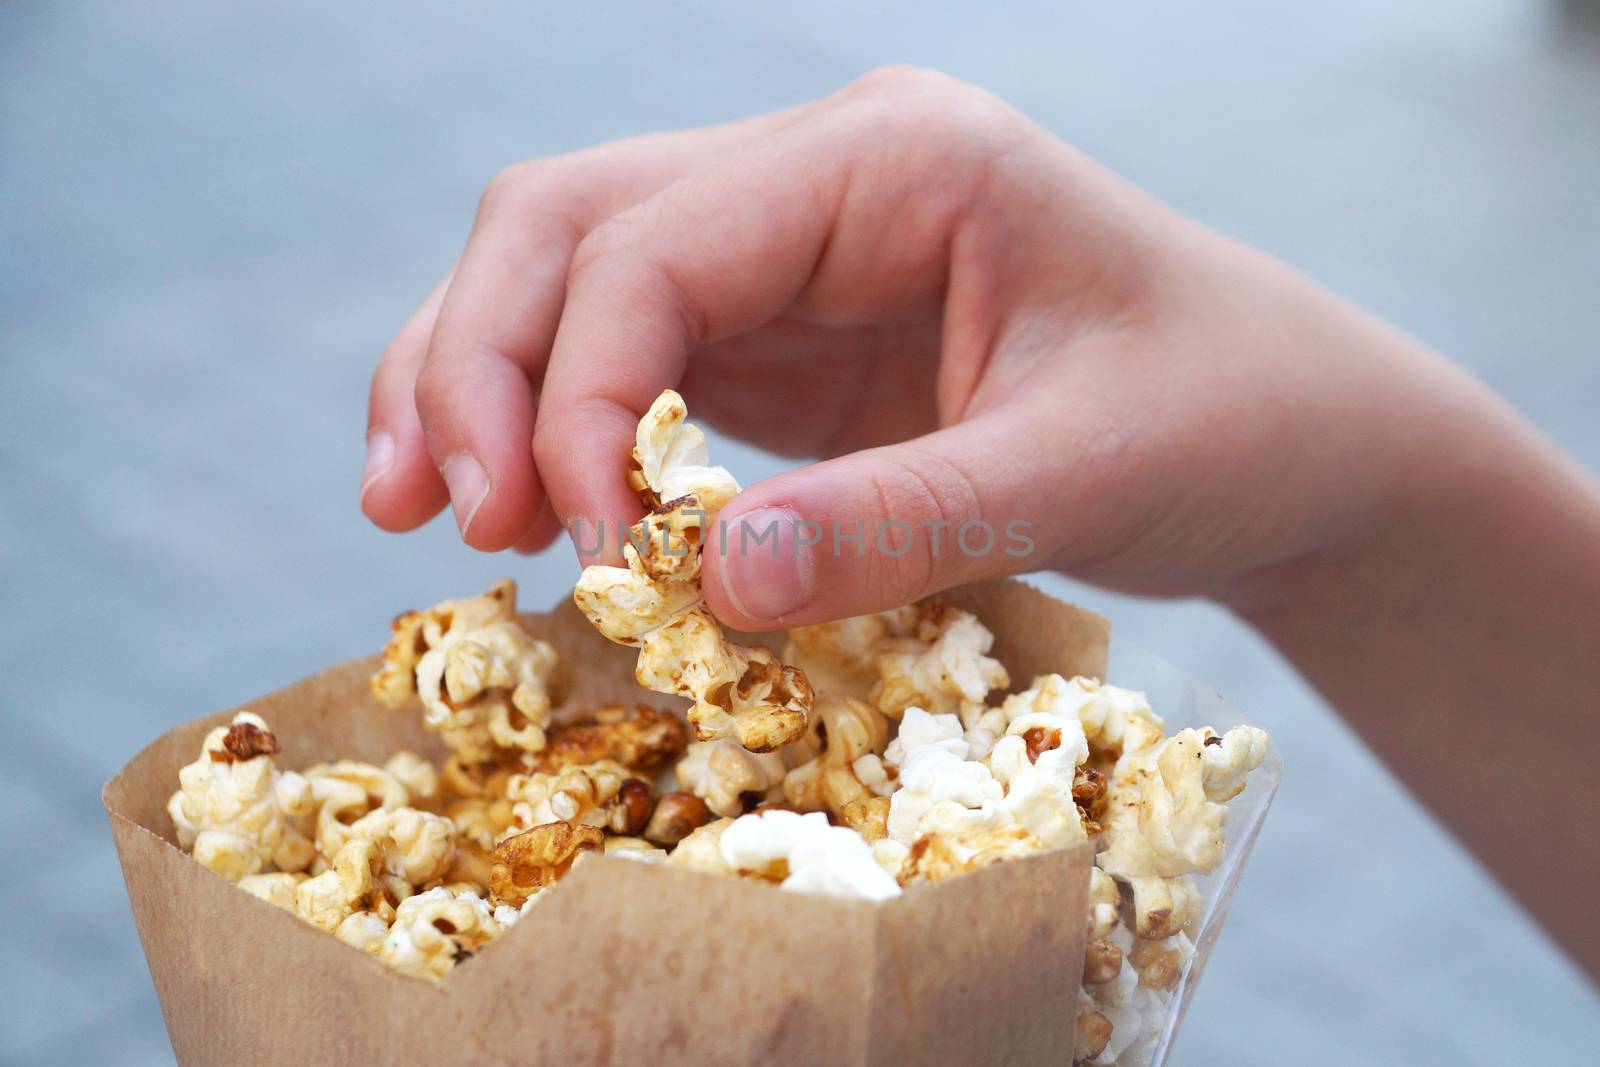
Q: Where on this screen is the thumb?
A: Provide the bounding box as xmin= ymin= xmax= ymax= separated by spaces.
xmin=702 ymin=416 xmax=1055 ymax=630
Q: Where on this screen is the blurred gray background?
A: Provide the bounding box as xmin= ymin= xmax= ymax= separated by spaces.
xmin=3 ymin=1 xmax=1597 ymax=1063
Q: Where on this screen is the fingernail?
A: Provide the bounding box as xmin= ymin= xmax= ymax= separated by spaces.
xmin=717 ymin=506 xmax=815 ymax=622
xmin=360 ymin=430 xmax=395 ymax=498
xmin=441 ymin=453 xmax=489 ymax=539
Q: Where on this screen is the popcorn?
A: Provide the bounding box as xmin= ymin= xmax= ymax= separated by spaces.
xmin=382 ymin=751 xmax=440 ymax=809
xmin=347 ymin=806 xmax=457 ymax=886
xmin=665 ymin=818 xmax=735 ymax=876
xmin=380 ymin=886 xmax=508 ymax=980
xmin=503 ymin=761 xmax=655 ymax=838
xmin=1097 ymin=726 xmax=1266 ymax=939
xmin=303 ymin=759 xmax=410 ymax=859
xmin=293 ymin=837 xmax=396 ymax=933
xmin=719 ymin=810 xmax=901 ymax=901
xmin=574 ymin=391 xmax=813 ymax=753
xmin=525 ymin=704 xmax=688 ymax=775
xmin=883 ymin=706 xmax=968 ymax=765
xmin=781 ymin=696 xmax=892 ymax=820
xmin=986 ymin=731 xmax=1087 ymax=850
xmin=872 ymin=602 xmax=1008 ymax=722
xmin=838 ymin=796 xmax=890 ymax=842
xmin=489 ymin=822 xmax=604 ymax=909
xmin=604 ymin=836 xmax=669 ymax=862
xmin=675 ymin=738 xmax=787 ymax=817
xmin=884 ymin=744 xmax=1004 ymax=847
xmin=782 ymin=607 xmax=920 ymax=700
xmin=372 ymin=579 xmax=559 ymax=764
xmin=237 ymin=871 xmax=304 ymax=912
xmin=1086 ymin=866 xmax=1122 ymax=942
xmin=898 ymin=824 xmax=1041 ymax=885
xmin=167 ymin=712 xmax=315 ymax=881
xmin=335 ymin=911 xmax=391 ymax=955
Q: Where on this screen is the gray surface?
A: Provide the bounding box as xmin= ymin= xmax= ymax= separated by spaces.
xmin=3 ymin=2 xmax=1598 ymax=1063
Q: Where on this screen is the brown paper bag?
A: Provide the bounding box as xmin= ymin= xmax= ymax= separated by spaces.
xmin=106 ymin=578 xmax=1106 ymax=1066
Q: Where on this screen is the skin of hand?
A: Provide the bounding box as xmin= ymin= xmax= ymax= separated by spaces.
xmin=360 ymin=66 xmax=1600 ymax=977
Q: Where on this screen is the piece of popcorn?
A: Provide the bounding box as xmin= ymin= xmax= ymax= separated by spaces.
xmin=898 ymin=824 xmax=1041 ymax=886
xmin=871 ymin=602 xmax=1008 ymax=722
xmin=1075 ymin=990 xmax=1114 ymax=1062
xmin=346 ymin=806 xmax=457 ymax=886
xmin=1085 ymin=951 xmax=1169 ymax=1065
xmin=665 ymin=818 xmax=735 ymax=876
xmin=885 ymin=744 xmax=1005 ymax=847
xmin=294 ymin=837 xmax=395 ymax=933
xmin=884 ymin=706 xmax=969 ymax=765
xmin=380 ymin=886 xmax=508 ymax=980
xmin=237 ymin=871 xmax=305 ymax=912
xmin=604 ymin=836 xmax=669 ymax=862
xmin=718 ymin=810 xmax=900 ymax=901
xmin=838 ymin=795 xmax=890 ymax=842
xmin=1098 ymin=725 xmax=1267 ymax=940
xmin=643 ymin=791 xmax=713 ymax=846
xmin=382 ymin=751 xmax=440 ymax=809
xmin=675 ymin=738 xmax=786 ymax=817
xmin=503 ymin=761 xmax=654 ymax=839
xmin=574 ymin=391 xmax=813 ymax=754
xmin=781 ymin=696 xmax=892 ymax=820
xmin=986 ymin=731 xmax=1087 ymax=850
xmin=524 ymin=704 xmax=688 ymax=775
xmin=781 ymin=607 xmax=921 ymax=700
xmin=1082 ymin=936 xmax=1124 ymax=986
xmin=1087 ymin=866 xmax=1122 ymax=941
xmin=1127 ymin=930 xmax=1193 ymax=993
xmin=1200 ymin=724 xmax=1271 ymax=802
xmin=489 ymin=822 xmax=604 ymax=909
xmin=335 ymin=911 xmax=391 ymax=955
xmin=303 ymin=758 xmax=411 ymax=860
xmin=1006 ymin=674 xmax=1164 ymax=761
xmin=372 ymin=579 xmax=560 ymax=764
xmin=167 ymin=712 xmax=316 ymax=881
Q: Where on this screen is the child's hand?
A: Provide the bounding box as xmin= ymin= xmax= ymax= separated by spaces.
xmin=362 ymin=67 xmax=1472 ymax=629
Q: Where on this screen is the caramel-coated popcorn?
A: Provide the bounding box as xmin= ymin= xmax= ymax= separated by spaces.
xmin=574 ymin=391 xmax=813 ymax=753
xmin=504 ymin=761 xmax=655 ymax=838
xmin=489 ymin=822 xmax=604 ymax=909
xmin=380 ymin=886 xmax=508 ymax=980
xmin=372 ymin=579 xmax=559 ymax=764
xmin=167 ymin=712 xmax=315 ymax=881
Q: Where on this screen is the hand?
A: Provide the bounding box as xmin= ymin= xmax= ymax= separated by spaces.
xmin=362 ymin=66 xmax=1477 ymax=629
xmin=361 ymin=67 xmax=1600 ymax=975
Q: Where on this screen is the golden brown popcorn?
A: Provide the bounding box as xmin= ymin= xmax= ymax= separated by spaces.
xmin=489 ymin=822 xmax=604 ymax=909
xmin=675 ymin=738 xmax=787 ymax=817
xmin=603 ymin=836 xmax=668 ymax=861
xmin=371 ymin=579 xmax=559 ymax=764
xmin=1082 ymin=938 xmax=1125 ymax=986
xmin=293 ymin=837 xmax=397 ymax=933
xmin=167 ymin=711 xmax=316 ymax=881
xmin=1074 ymin=993 xmax=1114 ymax=1062
xmin=379 ymin=886 xmax=508 ymax=980
xmin=525 ymin=704 xmax=687 ymax=774
xmin=643 ymin=791 xmax=713 ymax=846
xmin=1087 ymin=866 xmax=1123 ymax=942
xmin=897 ymin=824 xmax=1041 ymax=886
xmin=838 ymin=796 xmax=891 ymax=842
xmin=574 ymin=390 xmax=813 ymax=753
xmin=1128 ymin=933 xmax=1191 ymax=993
xmin=503 ymin=761 xmax=655 ymax=838
xmin=781 ymin=696 xmax=892 ymax=820
xmin=871 ymin=601 xmax=1009 ymax=723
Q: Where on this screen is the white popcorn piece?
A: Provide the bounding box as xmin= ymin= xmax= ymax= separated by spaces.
xmin=987 ymin=733 xmax=1087 ymax=850
xmin=379 ymin=886 xmax=508 ymax=981
xmin=574 ymin=391 xmax=813 ymax=754
xmin=872 ymin=602 xmax=1008 ymax=721
xmin=382 ymin=751 xmax=440 ymax=809
xmin=167 ymin=711 xmax=316 ymax=882
xmin=372 ymin=579 xmax=560 ymax=764
xmin=883 ymin=706 xmax=968 ymax=765
xmin=885 ymin=745 xmax=1005 ymax=847
xmin=1201 ymin=724 xmax=1271 ymax=802
xmin=675 ymin=738 xmax=787 ymax=817
xmin=665 ymin=818 xmax=735 ymax=876
xmin=719 ymin=810 xmax=900 ymax=901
